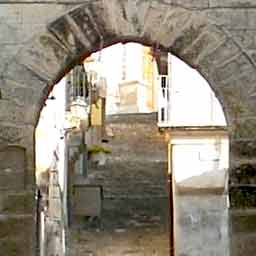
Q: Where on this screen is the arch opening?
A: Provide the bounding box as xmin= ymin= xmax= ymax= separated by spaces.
xmin=35 ymin=41 xmax=230 ymax=256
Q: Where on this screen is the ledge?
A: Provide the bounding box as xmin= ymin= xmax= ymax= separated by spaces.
xmin=175 ymin=186 xmax=226 ymax=195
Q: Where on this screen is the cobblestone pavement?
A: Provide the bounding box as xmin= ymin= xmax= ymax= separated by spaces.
xmin=68 ymin=198 xmax=170 ymax=256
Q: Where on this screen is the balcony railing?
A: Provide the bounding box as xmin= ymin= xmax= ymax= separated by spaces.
xmin=158 ymin=75 xmax=172 ymax=127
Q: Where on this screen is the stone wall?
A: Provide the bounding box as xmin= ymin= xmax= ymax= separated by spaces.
xmin=69 ymin=113 xmax=170 ymax=256
xmin=87 ymin=113 xmax=168 ymax=199
xmin=2 ymin=0 xmax=256 ymax=255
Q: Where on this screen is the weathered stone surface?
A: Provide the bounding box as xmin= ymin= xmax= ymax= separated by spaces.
xmin=0 ymin=101 xmax=38 ymax=124
xmin=230 ymin=163 xmax=256 ymax=185
xmin=146 ymin=6 xmax=200 ymax=49
xmin=231 ymin=117 xmax=256 ymax=139
xmin=198 ymin=38 xmax=240 ymax=73
xmin=210 ymin=0 xmax=256 ymax=7
xmin=230 ymin=210 xmax=256 ymax=256
xmin=231 ymin=211 xmax=256 ymax=233
xmin=206 ymin=9 xmax=253 ymax=29
xmin=229 ymin=163 xmax=256 ymax=208
xmin=0 ymin=238 xmax=33 ymax=256
xmin=86 ymin=113 xmax=168 ymax=199
xmin=229 ymin=29 xmax=256 ymax=50
xmin=2 ymin=1 xmax=256 ymax=255
xmin=68 ymin=3 xmax=106 ymax=46
xmin=1 ymin=82 xmax=42 ymax=106
xmin=47 ymin=2 xmax=107 ymax=62
xmin=173 ymin=0 xmax=209 ymax=8
xmin=176 ymin=195 xmax=229 ymax=255
xmin=17 ymin=32 xmax=71 ymax=84
xmin=103 ymin=0 xmax=144 ymax=39
xmin=0 ymin=215 xmax=34 ymax=239
xmin=177 ymin=26 xmax=228 ymax=67
xmin=3 ymin=60 xmax=48 ymax=90
xmin=0 ymin=215 xmax=35 ymax=255
xmin=211 ymin=54 xmax=253 ymax=86
xmin=230 ymin=186 xmax=256 ymax=208
xmin=0 ymin=146 xmax=26 ymax=190
xmin=0 ymin=125 xmax=23 ymax=145
xmin=0 ymin=191 xmax=34 ymax=214
xmin=0 ymin=123 xmax=35 ymax=151
xmin=231 ymin=139 xmax=256 ymax=158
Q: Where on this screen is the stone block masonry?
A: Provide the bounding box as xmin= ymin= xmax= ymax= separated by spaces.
xmin=2 ymin=1 xmax=256 ymax=255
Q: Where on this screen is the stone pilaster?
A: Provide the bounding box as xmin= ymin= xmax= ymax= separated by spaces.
xmin=0 ymin=121 xmax=36 ymax=256
xmin=229 ymin=131 xmax=256 ymax=255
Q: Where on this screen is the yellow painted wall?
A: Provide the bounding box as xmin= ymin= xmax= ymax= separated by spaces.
xmin=91 ymin=98 xmax=103 ymax=126
xmin=142 ymin=47 xmax=158 ymax=112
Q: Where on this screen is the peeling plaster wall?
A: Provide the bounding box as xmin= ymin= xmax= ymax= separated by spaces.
xmin=171 ymin=132 xmax=229 ymax=256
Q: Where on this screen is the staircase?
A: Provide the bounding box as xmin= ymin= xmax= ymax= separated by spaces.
xmin=68 ymin=113 xmax=170 ymax=256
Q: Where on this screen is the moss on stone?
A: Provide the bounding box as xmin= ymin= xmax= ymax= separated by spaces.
xmin=230 ymin=187 xmax=256 ymax=208
xmin=88 ymin=145 xmax=111 ymax=155
xmin=0 ymin=217 xmax=32 ymax=239
xmin=1 ymin=240 xmax=19 ymax=256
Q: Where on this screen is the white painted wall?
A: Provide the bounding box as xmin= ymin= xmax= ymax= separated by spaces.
xmin=171 ymin=135 xmax=229 ymax=186
xmin=36 ymin=78 xmax=66 ymax=191
xmin=170 ymin=55 xmax=226 ymax=126
xmin=90 ymin=43 xmax=227 ymax=125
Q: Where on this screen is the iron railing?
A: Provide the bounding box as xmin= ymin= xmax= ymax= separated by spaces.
xmin=158 ymin=75 xmax=172 ymax=127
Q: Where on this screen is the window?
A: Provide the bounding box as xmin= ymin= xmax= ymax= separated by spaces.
xmin=71 ymin=64 xmax=89 ymax=100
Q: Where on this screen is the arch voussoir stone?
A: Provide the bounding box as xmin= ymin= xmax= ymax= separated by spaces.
xmin=3 ymin=60 xmax=48 ymax=90
xmin=198 ymin=38 xmax=241 ymax=74
xmin=48 ymin=14 xmax=90 ymax=59
xmin=16 ymin=32 xmax=71 ymax=85
xmin=209 ymin=54 xmax=256 ymax=118
xmin=47 ymin=1 xmax=112 ymax=64
xmin=103 ymin=0 xmax=143 ymax=40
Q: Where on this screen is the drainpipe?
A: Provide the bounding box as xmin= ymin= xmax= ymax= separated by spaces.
xmin=168 ymin=142 xmax=175 ymax=256
xmin=63 ymin=133 xmax=69 ymax=227
xmin=35 ymin=188 xmax=42 ymax=256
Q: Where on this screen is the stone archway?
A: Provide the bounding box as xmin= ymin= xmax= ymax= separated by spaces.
xmin=1 ymin=1 xmax=256 ymax=255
